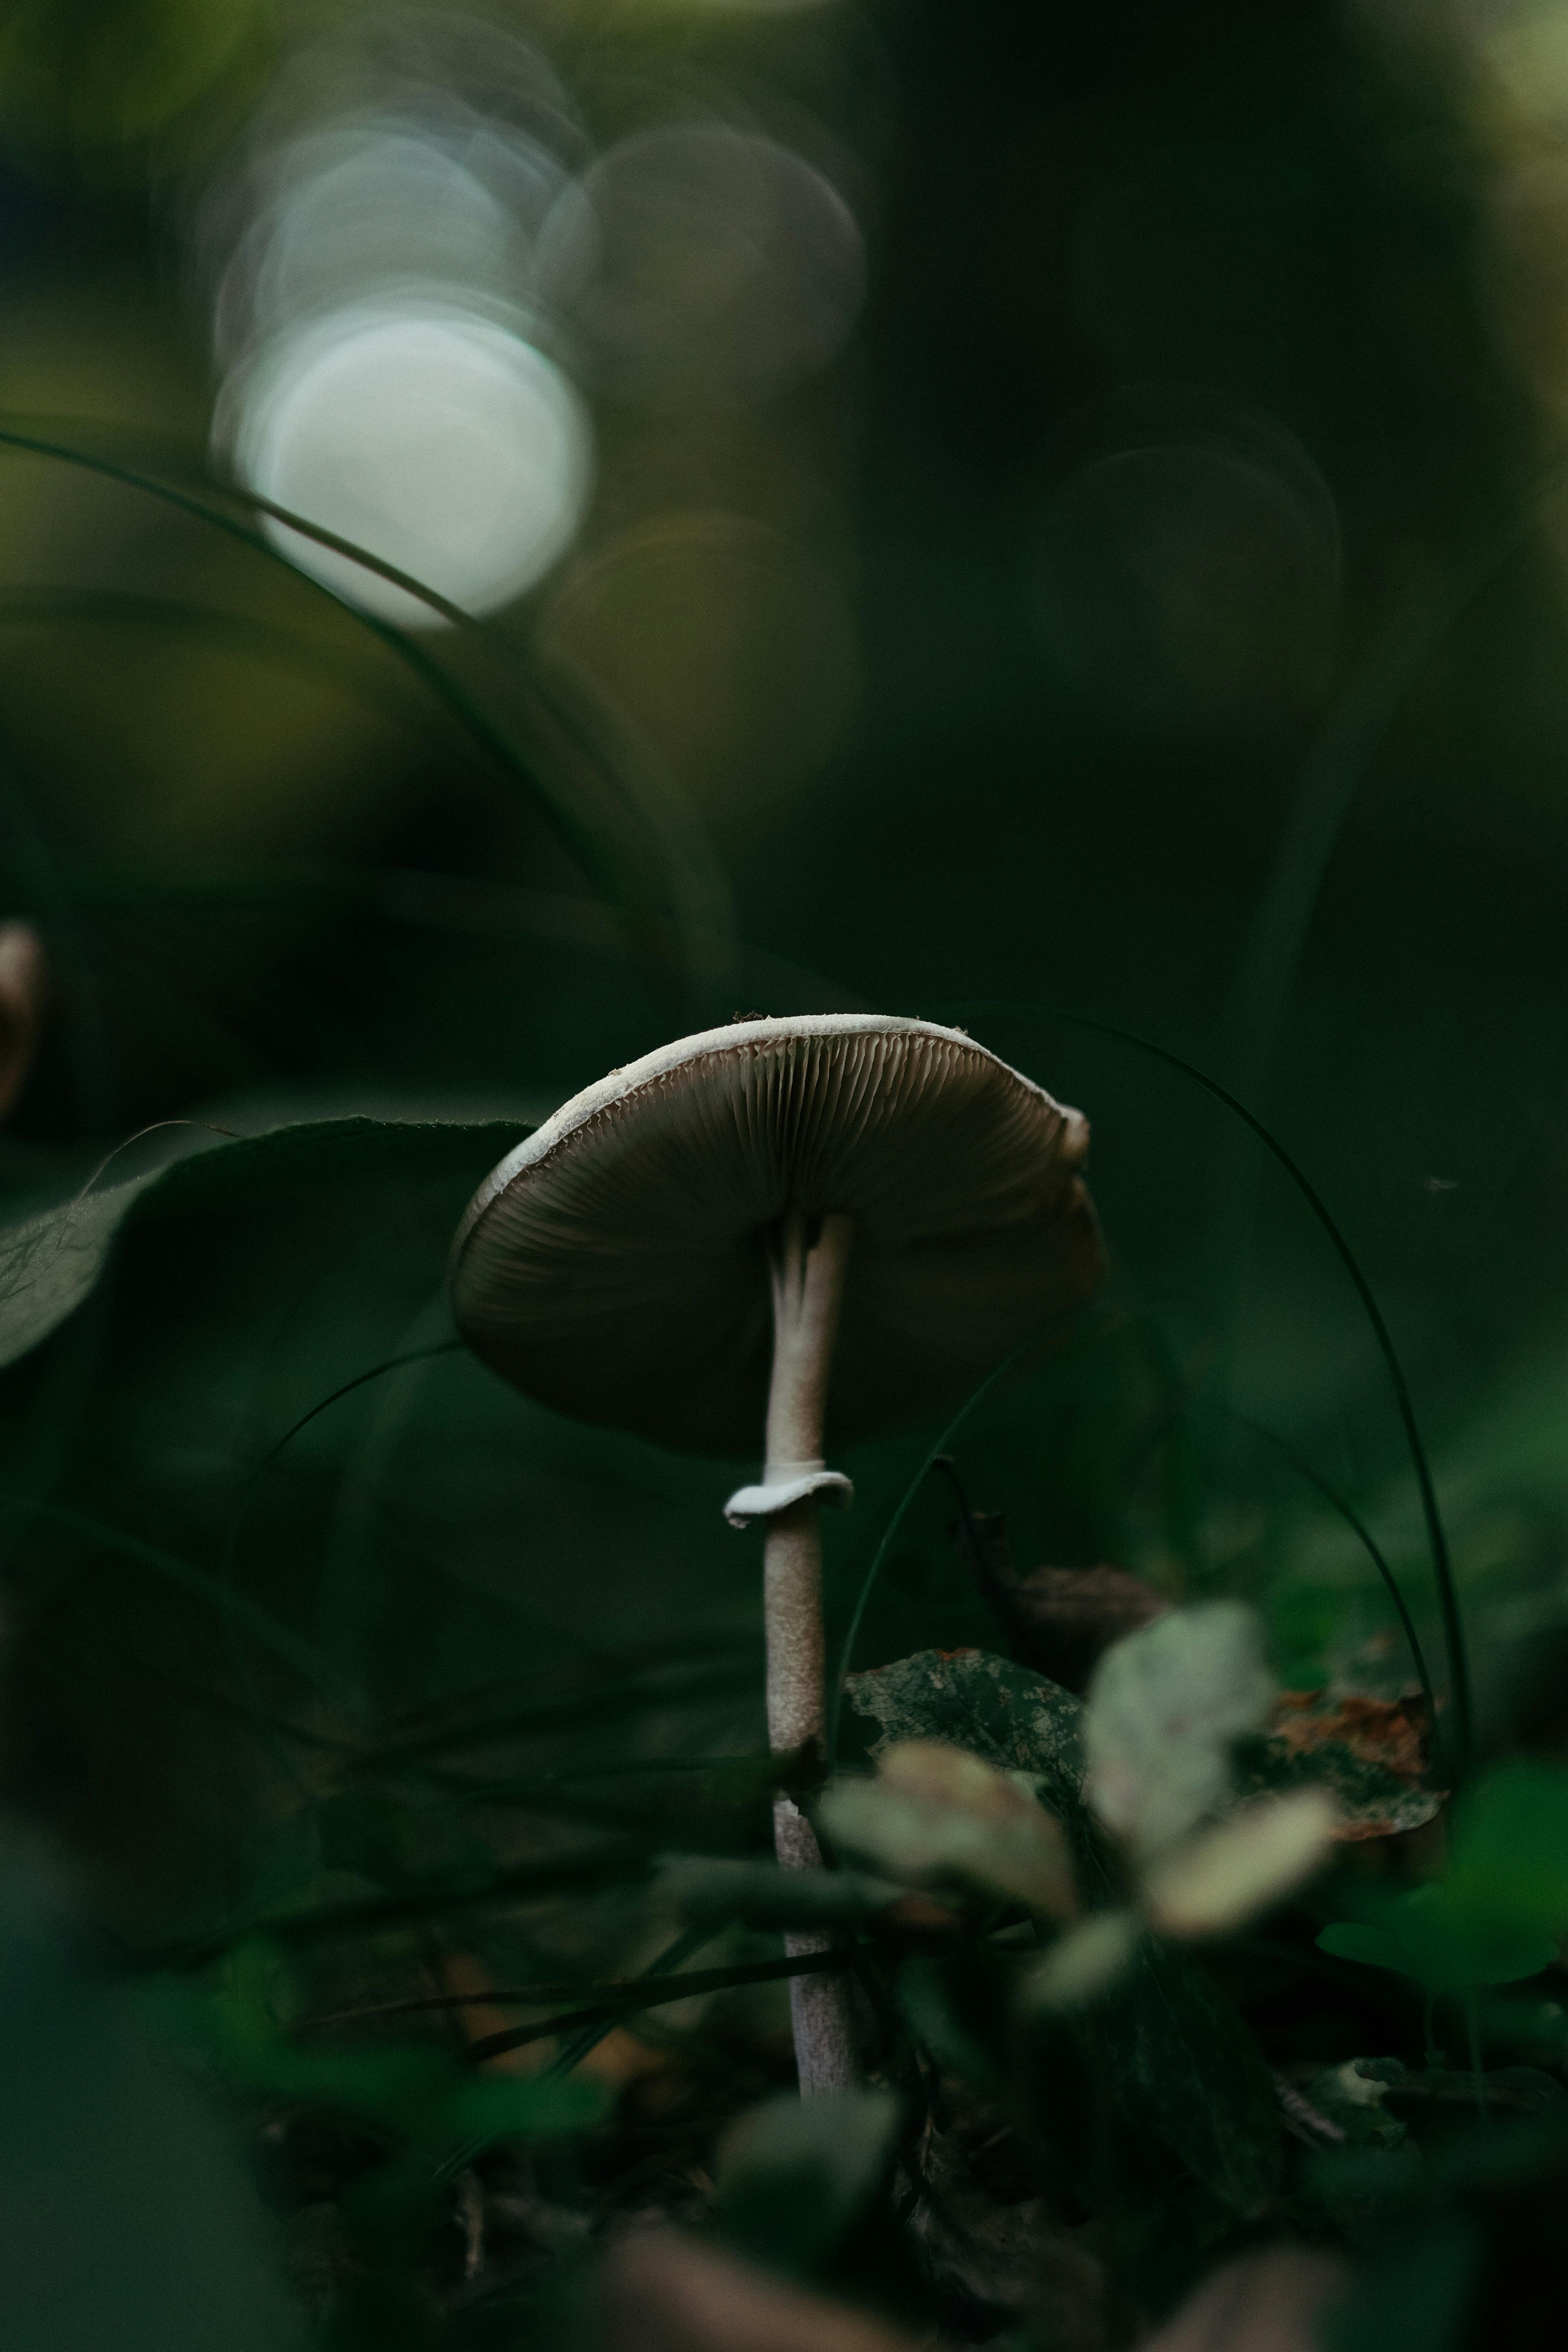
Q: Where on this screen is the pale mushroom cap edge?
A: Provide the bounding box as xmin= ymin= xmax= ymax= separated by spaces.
xmin=450 ymin=1014 xmax=1103 ymax=1457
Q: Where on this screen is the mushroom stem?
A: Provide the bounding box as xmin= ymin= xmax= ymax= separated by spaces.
xmin=763 ymin=1207 xmax=857 ymax=2096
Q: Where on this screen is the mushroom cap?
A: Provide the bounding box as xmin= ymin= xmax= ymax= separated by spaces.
xmin=450 ymin=1014 xmax=1102 ymax=1457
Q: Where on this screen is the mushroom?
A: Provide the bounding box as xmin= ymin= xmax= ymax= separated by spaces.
xmin=449 ymin=1014 xmax=1102 ymax=2092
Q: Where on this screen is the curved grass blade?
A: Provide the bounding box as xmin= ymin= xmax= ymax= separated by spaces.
xmin=157 ymin=1841 xmax=653 ymax=1972
xmin=936 ymin=997 xmax=1472 ymax=1776
xmin=1230 ymin=1409 xmax=1439 ymax=1743
xmin=368 ymin=1647 xmax=761 ymax=1767
xmin=1225 ymin=485 xmax=1566 ymax=1124
xmin=5 ymin=1499 xmax=344 ymax=1698
xmin=461 ymin=1948 xmax=849 ymax=2069
xmin=1212 ymin=490 xmax=1568 ymax=1398
xmin=0 ymin=417 xmax=731 ymax=974
xmin=0 ymin=586 xmax=422 ymax=718
xmin=215 ymin=1338 xmax=465 ymax=1774
xmin=312 ymin=1948 xmax=844 ymax=2034
xmin=825 ymin=1313 xmax=1087 ymax=1766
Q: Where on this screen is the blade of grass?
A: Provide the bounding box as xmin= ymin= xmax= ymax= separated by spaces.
xmin=310 ymin=1947 xmax=851 ymax=2041
xmin=825 ymin=1310 xmax=1090 ymax=1766
xmin=935 ymin=998 xmax=1472 ymax=1778
xmin=156 ymin=1841 xmax=654 ymax=1971
xmin=1230 ymin=1409 xmax=1439 ymax=1745
xmin=462 ymin=1948 xmax=850 ymax=2069
xmin=368 ymin=1649 xmax=761 ymax=1767
xmin=6 ymin=1498 xmax=345 ymax=1698
xmin=216 ymin=1338 xmax=465 ymax=1776
xmin=0 ymin=587 xmax=417 ymax=719
xmin=0 ymin=418 xmax=732 ymax=975
xmin=541 ymin=1923 xmax=715 ymax=2087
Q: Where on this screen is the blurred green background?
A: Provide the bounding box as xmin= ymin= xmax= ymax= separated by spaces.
xmin=0 ymin=0 xmax=1565 ymax=1955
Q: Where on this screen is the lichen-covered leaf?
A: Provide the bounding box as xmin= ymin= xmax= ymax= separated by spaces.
xmin=1237 ymin=1690 xmax=1442 ymax=1840
xmin=843 ymin=1648 xmax=1087 ymax=1821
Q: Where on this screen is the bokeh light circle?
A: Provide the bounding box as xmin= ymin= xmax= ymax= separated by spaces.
xmin=539 ymin=122 xmax=865 ymax=408
xmin=1032 ymin=400 xmax=1340 ymax=737
xmin=231 ymin=303 xmax=594 ymax=627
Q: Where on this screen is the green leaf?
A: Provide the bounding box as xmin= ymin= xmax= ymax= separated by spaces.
xmin=1319 ymin=1885 xmax=1558 ymax=1992
xmin=1086 ymin=1937 xmax=1283 ymax=2216
xmin=0 ymin=1112 xmax=524 ymax=1372
xmin=1317 ymin=1921 xmax=1407 ymax=1972
xmin=1313 ymin=1761 xmax=1568 ymax=1992
xmin=658 ymin=1854 xmax=906 ymax=1931
xmin=1446 ymin=1759 xmax=1568 ymax=1940
xmin=1320 ymin=2216 xmax=1483 ymax=2352
xmin=712 ymin=2090 xmax=899 ymax=2276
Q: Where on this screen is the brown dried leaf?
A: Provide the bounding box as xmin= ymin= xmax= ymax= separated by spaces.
xmin=597 ymin=2231 xmax=919 ymax=2352
xmin=1272 ymin=1690 xmax=1427 ymax=1778
xmin=954 ymin=1510 xmax=1169 ymax=1694
xmin=1239 ymin=1690 xmax=1442 ymax=1841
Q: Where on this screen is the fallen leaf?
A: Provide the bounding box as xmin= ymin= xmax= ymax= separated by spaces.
xmin=1270 ymin=1691 xmax=1427 ymax=1780
xmin=1237 ymin=1690 xmax=1441 ymax=1841
xmin=952 ymin=1508 xmax=1169 ymax=1693
xmin=843 ymin=1648 xmax=1088 ymax=1825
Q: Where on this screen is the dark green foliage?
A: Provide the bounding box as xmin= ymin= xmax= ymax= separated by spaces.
xmin=9 ymin=3 xmax=1568 ymax=2343
xmin=711 ymin=2090 xmax=899 ymax=2277
xmin=1090 ymin=1937 xmax=1282 ymax=2217
xmin=0 ymin=1836 xmax=299 ymax=2352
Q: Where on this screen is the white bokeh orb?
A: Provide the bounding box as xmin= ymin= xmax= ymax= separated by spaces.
xmin=232 ymin=303 xmax=593 ymax=627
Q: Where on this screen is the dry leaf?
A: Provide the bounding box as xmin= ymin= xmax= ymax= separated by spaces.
xmin=1243 ymin=1689 xmax=1442 ymax=1840
xmin=821 ymin=1739 xmax=1078 ymax=1919
xmin=598 ymin=2230 xmax=919 ymax=2352
xmin=953 ymin=1508 xmax=1169 ymax=1693
xmin=1270 ymin=1690 xmax=1427 ymax=1780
